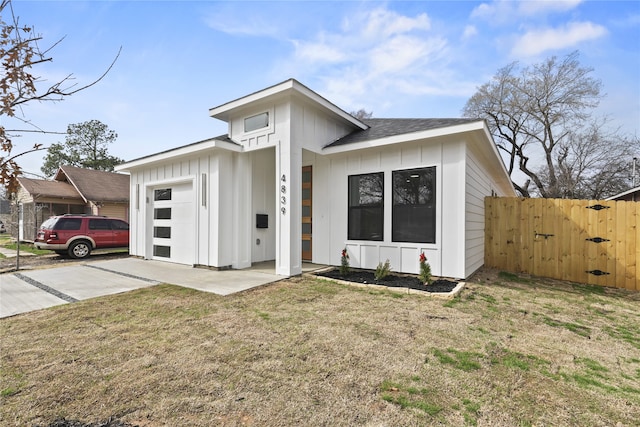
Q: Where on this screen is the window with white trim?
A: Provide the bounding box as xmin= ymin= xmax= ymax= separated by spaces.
xmin=392 ymin=167 xmax=436 ymax=243
xmin=244 ymin=112 xmax=269 ymax=132
xmin=348 ymin=172 xmax=384 ymax=241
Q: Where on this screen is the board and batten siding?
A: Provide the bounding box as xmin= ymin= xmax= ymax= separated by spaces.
xmin=251 ymin=148 xmax=277 ymax=263
xmin=292 ymin=102 xmax=355 ymax=154
xmin=128 ymin=153 xmax=226 ymax=267
xmin=311 ymin=138 xmax=461 ymax=277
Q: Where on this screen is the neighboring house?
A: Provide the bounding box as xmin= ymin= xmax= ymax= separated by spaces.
xmin=0 ymin=196 xmax=10 ymax=234
xmin=116 ymin=79 xmax=515 ymax=279
xmin=606 ymin=186 xmax=640 ymax=201
xmin=15 ymin=165 xmax=130 ymax=241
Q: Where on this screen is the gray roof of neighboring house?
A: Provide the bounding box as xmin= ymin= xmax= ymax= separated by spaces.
xmin=325 ymin=118 xmax=481 ymax=148
xmin=55 ymin=166 xmax=130 ymax=203
xmin=18 ymin=177 xmax=83 ymax=200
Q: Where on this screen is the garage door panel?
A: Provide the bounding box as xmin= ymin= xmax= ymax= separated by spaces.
xmin=150 ymin=182 xmax=194 ymax=265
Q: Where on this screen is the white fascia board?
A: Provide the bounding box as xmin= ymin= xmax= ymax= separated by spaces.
xmin=115 ymin=138 xmax=243 ymax=172
xmin=209 ymin=79 xmax=367 ymax=130
xmin=322 ymin=120 xmax=487 ymax=155
xmin=606 ymin=186 xmax=640 ymax=200
xmin=291 ymin=81 xmax=368 ymax=130
xmin=478 ymin=122 xmax=516 ymax=195
xmin=209 ymin=80 xmax=296 ymax=121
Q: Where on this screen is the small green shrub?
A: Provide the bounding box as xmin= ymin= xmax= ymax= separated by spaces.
xmin=419 ymin=252 xmax=432 ymax=285
xmin=339 ymin=248 xmax=350 ymax=276
xmin=375 ymin=259 xmax=391 ymax=281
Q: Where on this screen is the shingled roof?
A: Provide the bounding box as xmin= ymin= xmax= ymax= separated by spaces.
xmin=325 ymin=118 xmax=481 ymax=148
xmin=18 ymin=177 xmax=82 ymax=200
xmin=55 ymin=166 xmax=129 ymax=203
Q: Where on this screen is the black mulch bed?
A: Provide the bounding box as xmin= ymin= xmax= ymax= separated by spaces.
xmin=316 ymin=268 xmax=458 ymax=293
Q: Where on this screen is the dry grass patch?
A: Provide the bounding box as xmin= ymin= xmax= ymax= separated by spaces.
xmin=1 ymin=270 xmax=639 ymax=426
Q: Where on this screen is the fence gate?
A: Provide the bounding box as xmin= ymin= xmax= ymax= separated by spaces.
xmin=485 ymin=197 xmax=638 ymax=291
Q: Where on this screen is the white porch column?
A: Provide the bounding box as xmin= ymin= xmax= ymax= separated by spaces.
xmin=275 ymin=140 xmax=302 ymax=277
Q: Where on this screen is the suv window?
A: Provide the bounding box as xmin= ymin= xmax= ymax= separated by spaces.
xmin=110 ymin=219 xmax=129 ymax=230
xmin=54 ymin=218 xmax=82 ymax=230
xmin=40 ymin=218 xmax=56 ymax=229
xmin=89 ymin=219 xmax=111 ymax=230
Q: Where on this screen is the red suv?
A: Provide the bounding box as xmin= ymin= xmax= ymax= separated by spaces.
xmin=35 ymin=214 xmax=130 ymax=259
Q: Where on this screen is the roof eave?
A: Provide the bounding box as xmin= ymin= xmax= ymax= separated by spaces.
xmin=606 ymin=186 xmax=640 ymax=200
xmin=322 ymin=120 xmax=487 ymax=154
xmin=115 ymin=137 xmax=243 ymax=172
xmin=209 ymin=78 xmax=368 ymax=130
xmin=58 ymin=168 xmax=88 ymax=203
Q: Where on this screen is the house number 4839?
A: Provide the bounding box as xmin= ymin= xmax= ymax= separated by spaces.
xmin=280 ymin=174 xmax=287 ymax=214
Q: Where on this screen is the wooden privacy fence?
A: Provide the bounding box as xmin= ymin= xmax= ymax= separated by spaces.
xmin=485 ymin=197 xmax=639 ymax=291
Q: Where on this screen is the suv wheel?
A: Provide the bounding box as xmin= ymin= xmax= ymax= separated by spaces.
xmin=68 ymin=240 xmax=91 ymax=259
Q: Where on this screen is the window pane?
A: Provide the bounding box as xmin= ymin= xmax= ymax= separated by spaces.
xmin=154 ymin=226 xmax=171 ymax=238
xmin=153 ymin=245 xmax=171 ymax=258
xmin=392 ymin=167 xmax=436 ymax=243
xmin=244 ymin=112 xmax=269 ymax=132
xmin=69 ymin=205 xmax=86 ymax=214
xmin=89 ymin=219 xmax=110 ymax=230
xmin=154 ymin=189 xmax=172 ymax=201
xmin=55 ymin=218 xmax=82 ymax=230
xmin=302 ymin=223 xmax=312 ymax=234
xmin=111 ymin=220 xmax=129 ymax=231
xmin=154 ymin=208 xmax=171 ymax=220
xmin=348 ymin=173 xmax=383 ymax=241
xmin=302 ymin=205 xmax=311 ymax=217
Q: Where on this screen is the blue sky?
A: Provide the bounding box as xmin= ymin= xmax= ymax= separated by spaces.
xmin=6 ymin=0 xmax=640 ymax=177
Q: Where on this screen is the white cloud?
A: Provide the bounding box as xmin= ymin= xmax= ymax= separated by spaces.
xmin=274 ymin=6 xmax=475 ymax=114
xmin=518 ymin=0 xmax=583 ymax=16
xmin=512 ymin=21 xmax=608 ymax=56
xmin=358 ymin=8 xmax=431 ymax=38
xmin=369 ymin=35 xmax=440 ymax=75
xmin=471 ymin=0 xmax=583 ymax=22
xmin=293 ymin=37 xmax=346 ymax=64
xmin=462 ymin=25 xmax=478 ymax=40
xmin=204 ymin=5 xmax=283 ymax=38
xmin=471 ymin=1 xmax=516 ymax=22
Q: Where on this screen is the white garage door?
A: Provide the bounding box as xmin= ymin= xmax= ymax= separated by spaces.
xmin=151 ymin=182 xmax=194 ymax=265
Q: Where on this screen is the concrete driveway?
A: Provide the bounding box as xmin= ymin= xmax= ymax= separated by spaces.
xmin=0 ymin=258 xmax=294 ymax=318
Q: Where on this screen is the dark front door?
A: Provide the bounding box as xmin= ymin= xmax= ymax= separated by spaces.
xmin=302 ymin=166 xmax=312 ymax=261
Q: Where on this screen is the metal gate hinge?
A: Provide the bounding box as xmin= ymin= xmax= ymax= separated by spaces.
xmin=534 ymin=231 xmax=554 ymax=239
xmin=586 ymin=270 xmax=610 ymax=276
xmin=586 ymin=237 xmax=610 ymax=243
xmin=586 ymin=204 xmax=609 ymax=211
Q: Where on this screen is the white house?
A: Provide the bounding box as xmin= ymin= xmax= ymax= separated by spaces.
xmin=116 ymin=79 xmax=515 ymax=279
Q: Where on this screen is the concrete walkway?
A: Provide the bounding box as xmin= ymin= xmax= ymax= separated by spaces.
xmin=0 ymin=247 xmax=35 ymax=258
xmin=1 ymin=258 xmax=325 ymax=318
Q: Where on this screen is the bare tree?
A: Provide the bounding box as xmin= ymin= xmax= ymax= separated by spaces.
xmin=462 ymin=51 xmax=637 ymax=198
xmin=541 ymin=119 xmax=638 ymax=199
xmin=0 ymin=0 xmax=120 ymax=194
xmin=351 ymin=109 xmax=373 ymax=120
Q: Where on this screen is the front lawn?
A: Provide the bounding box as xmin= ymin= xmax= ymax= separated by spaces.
xmin=1 ymin=270 xmax=639 ymax=426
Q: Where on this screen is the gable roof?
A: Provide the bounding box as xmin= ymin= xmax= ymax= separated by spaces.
xmin=325 ymin=118 xmax=481 ymax=148
xmin=209 ymin=78 xmax=368 ymax=131
xmin=55 ymin=165 xmax=129 ymax=203
xmin=18 ymin=177 xmax=82 ymax=200
xmin=115 ymin=135 xmax=243 ymax=172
